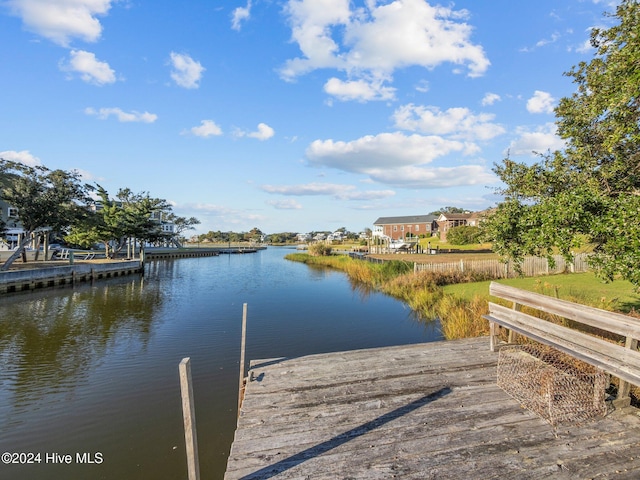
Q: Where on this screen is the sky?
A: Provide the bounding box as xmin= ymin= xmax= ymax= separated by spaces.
xmin=0 ymin=0 xmax=621 ymax=236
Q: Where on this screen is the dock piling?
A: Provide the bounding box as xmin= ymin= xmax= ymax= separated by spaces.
xmin=238 ymin=303 xmax=248 ymax=416
xmin=179 ymin=357 xmax=200 ymax=480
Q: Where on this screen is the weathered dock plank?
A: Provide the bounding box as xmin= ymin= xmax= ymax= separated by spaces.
xmin=226 ymin=337 xmax=640 ymax=479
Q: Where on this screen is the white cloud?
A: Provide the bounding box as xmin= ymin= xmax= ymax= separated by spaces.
xmin=414 ymin=80 xmax=429 ymax=93
xmin=185 ymin=202 xmax=267 ymax=225
xmin=306 ymin=132 xmax=466 ymax=173
xmin=304 ymin=131 xmax=497 ymax=189
xmin=574 ymin=38 xmax=594 ymax=54
xmin=534 ymin=32 xmax=560 ymax=48
xmin=0 ymin=149 xmax=41 ymax=166
xmin=184 ymin=120 xmax=223 ymax=138
xmin=366 ymin=164 xmax=496 ymax=189
xmin=393 ymin=104 xmax=505 ymax=141
xmin=249 ymin=123 xmax=275 ymax=140
xmin=60 ymin=50 xmax=116 ymax=85
xmin=6 ymin=0 xmax=113 ymax=46
xmin=506 ymin=123 xmax=565 ymax=156
xmin=281 ymin=0 xmax=490 ymax=100
xmin=481 ymin=92 xmax=501 ymax=106
xmin=231 ymin=1 xmax=251 ymax=31
xmin=169 ymin=52 xmax=205 ymax=89
xmin=266 ymin=199 xmax=302 ymax=210
xmin=235 ymin=123 xmax=275 ymax=140
xmin=85 ymin=107 xmax=157 ymax=123
xmin=261 ymin=182 xmax=395 ymax=200
xmin=262 ymin=182 xmax=355 ymax=196
xmin=527 ymin=90 xmax=556 ymax=114
xmin=339 ymin=189 xmax=396 ymax=200
xmin=73 ymin=168 xmax=100 ymax=182
xmin=323 ymin=77 xmax=396 ymax=102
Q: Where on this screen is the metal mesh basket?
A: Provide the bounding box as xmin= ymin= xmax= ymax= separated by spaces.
xmin=497 ymin=344 xmax=608 ymax=426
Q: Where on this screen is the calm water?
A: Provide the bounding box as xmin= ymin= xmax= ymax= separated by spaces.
xmin=0 ymin=247 xmax=442 ymax=480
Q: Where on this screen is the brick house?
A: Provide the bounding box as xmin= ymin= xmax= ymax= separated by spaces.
xmin=436 ymin=211 xmax=487 ymax=242
xmin=373 ymin=215 xmax=438 ymax=240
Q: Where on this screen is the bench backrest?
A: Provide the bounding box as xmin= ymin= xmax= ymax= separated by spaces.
xmin=487 ymin=281 xmax=640 ymax=403
xmin=489 ymin=282 xmax=640 ymax=340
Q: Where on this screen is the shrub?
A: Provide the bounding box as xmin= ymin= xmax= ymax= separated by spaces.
xmin=308 ymin=243 xmax=333 ymax=256
xmin=447 ymin=225 xmax=481 ymax=245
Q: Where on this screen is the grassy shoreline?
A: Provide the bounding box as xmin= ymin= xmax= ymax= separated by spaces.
xmin=285 ymin=252 xmax=640 ymax=340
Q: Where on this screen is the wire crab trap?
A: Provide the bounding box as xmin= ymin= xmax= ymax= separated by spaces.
xmin=497 ymin=344 xmax=608 ymax=426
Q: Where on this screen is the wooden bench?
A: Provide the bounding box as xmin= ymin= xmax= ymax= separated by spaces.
xmin=484 ymin=281 xmax=640 ymax=408
xmin=58 ymin=249 xmax=96 ymax=260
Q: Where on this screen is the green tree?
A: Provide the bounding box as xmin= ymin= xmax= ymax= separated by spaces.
xmin=244 ymin=227 xmax=263 ymax=242
xmin=169 ymin=215 xmax=201 ymax=245
xmin=68 ymin=186 xmax=173 ymax=258
xmin=0 ymin=160 xmax=92 ymax=270
xmin=429 ymin=206 xmax=466 ymax=216
xmin=483 ymin=0 xmax=640 ymax=285
xmin=447 ymin=225 xmax=481 ymax=246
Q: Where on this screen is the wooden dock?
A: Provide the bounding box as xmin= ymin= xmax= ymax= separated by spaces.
xmin=0 ymin=260 xmax=142 ymax=294
xmin=225 ymin=337 xmax=640 ymax=479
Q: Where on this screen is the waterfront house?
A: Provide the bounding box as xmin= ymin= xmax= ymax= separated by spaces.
xmin=0 ymin=198 xmax=24 ymax=248
xmin=436 ymin=210 xmax=489 ymax=242
xmin=373 ymin=215 xmax=438 ymax=240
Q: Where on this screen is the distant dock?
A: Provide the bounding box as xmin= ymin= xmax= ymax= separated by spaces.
xmin=225 ymin=337 xmax=640 ymax=479
xmin=144 ymin=246 xmax=266 ymax=259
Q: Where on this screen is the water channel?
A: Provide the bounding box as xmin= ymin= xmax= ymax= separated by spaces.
xmin=0 ymin=247 xmax=443 ymax=479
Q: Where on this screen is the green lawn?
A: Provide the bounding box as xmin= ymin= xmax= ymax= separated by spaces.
xmin=443 ymin=272 xmax=640 ymax=313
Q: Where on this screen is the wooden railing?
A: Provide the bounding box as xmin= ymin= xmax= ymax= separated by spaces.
xmin=484 ymin=282 xmax=640 ymax=407
xmin=414 ymin=253 xmax=589 ymax=277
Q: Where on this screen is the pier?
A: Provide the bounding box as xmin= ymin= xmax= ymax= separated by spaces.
xmin=0 ymin=260 xmax=142 ymax=294
xmin=226 ymin=337 xmax=640 ymax=479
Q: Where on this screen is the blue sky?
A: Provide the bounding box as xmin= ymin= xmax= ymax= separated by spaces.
xmin=0 ymin=0 xmax=619 ymax=236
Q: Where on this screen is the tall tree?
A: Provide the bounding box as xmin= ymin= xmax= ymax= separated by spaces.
xmin=429 ymin=206 xmax=467 ymax=215
xmin=167 ymin=214 xmax=201 ymax=246
xmin=67 ymin=186 xmax=173 ymax=258
xmin=482 ymin=0 xmax=640 ymax=285
xmin=0 ymin=160 xmax=92 ymax=270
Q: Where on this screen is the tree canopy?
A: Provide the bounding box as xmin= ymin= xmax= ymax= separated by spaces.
xmin=0 ymin=160 xmax=92 ymax=269
xmin=482 ymin=0 xmax=640 ymax=286
xmin=1 ymin=158 xmax=200 ymax=264
xmin=66 ymin=186 xmax=174 ymax=257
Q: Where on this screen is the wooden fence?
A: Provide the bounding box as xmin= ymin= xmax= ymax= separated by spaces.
xmin=413 ymin=253 xmax=589 ymax=278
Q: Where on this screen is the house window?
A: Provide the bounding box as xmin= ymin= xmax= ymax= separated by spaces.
xmin=393 ymin=226 xmax=397 ymax=231
xmin=401 ymin=225 xmax=404 ymax=231
xmin=7 ymin=207 xmax=18 ymax=218
xmin=415 ymin=225 xmax=420 ymax=231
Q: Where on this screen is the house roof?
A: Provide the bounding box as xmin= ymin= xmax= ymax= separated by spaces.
xmin=373 ymin=215 xmax=437 ymax=225
xmin=437 ymin=213 xmax=473 ymax=221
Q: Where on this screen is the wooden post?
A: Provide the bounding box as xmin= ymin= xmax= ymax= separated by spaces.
xmin=238 ymin=303 xmax=248 ymax=416
xmin=508 ymin=302 xmax=521 ymax=344
xmin=614 ymin=336 xmax=638 ymax=408
xmin=489 ymin=321 xmax=500 ymax=352
xmin=179 ymin=358 xmax=200 ymax=480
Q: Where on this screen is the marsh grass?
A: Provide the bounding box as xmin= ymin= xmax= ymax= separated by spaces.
xmin=285 ymin=253 xmax=498 ymax=336
xmin=285 ymin=253 xmax=640 ymax=339
xmin=436 ymin=295 xmax=490 ymax=340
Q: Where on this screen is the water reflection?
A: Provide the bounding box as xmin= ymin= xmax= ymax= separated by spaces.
xmin=0 ymin=249 xmax=443 ymax=480
xmin=0 ymin=275 xmax=159 ymax=411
